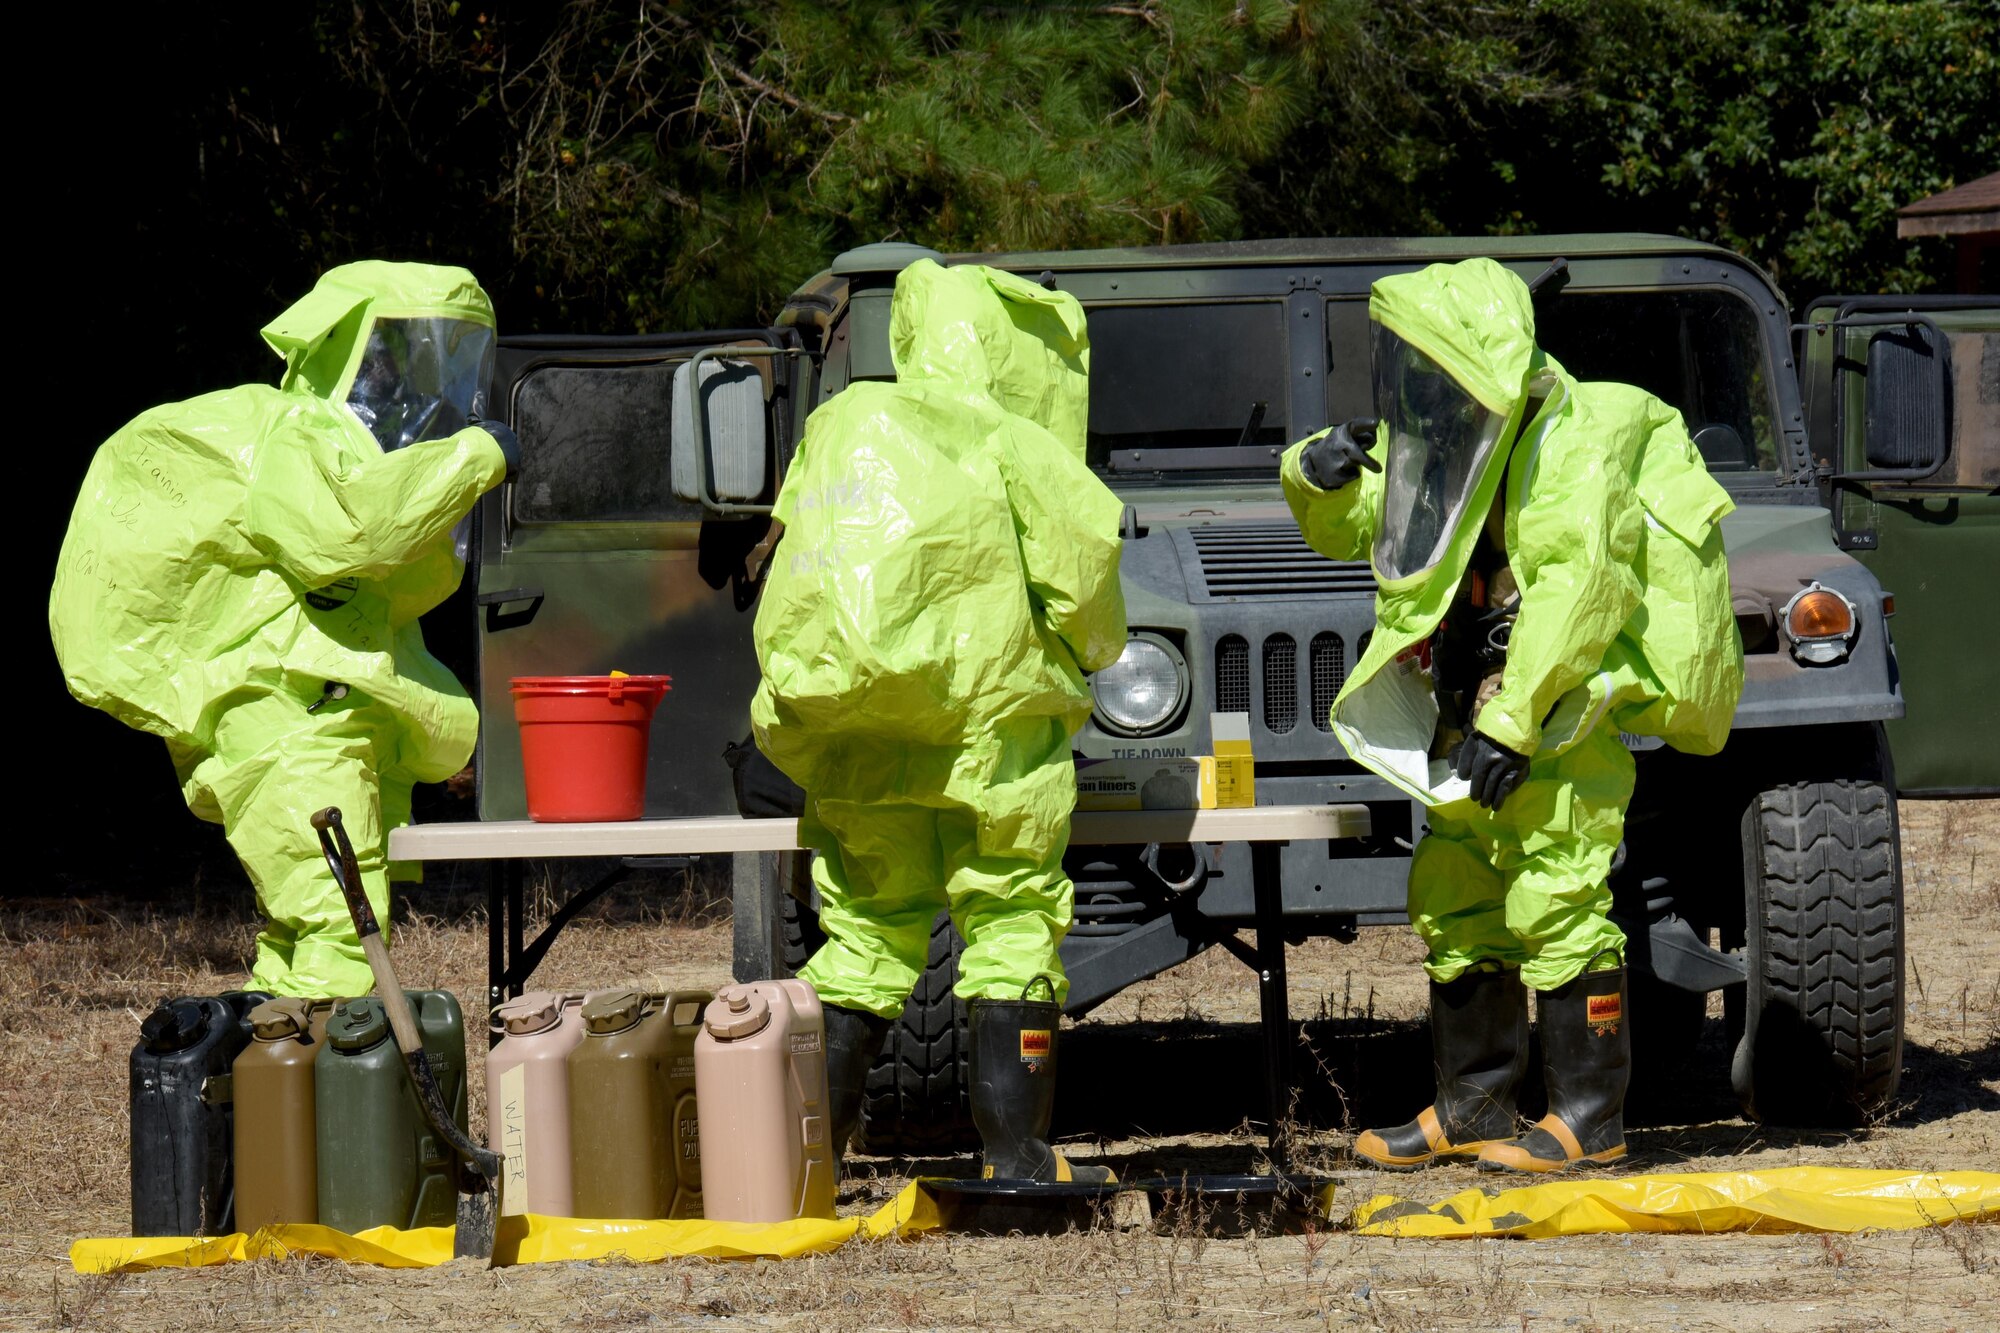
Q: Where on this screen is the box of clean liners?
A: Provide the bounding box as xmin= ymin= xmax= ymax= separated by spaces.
xmin=1074 ymin=756 xmax=1217 ymax=810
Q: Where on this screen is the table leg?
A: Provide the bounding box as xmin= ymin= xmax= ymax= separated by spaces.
xmin=1251 ymin=839 xmax=1292 ymax=1169
xmin=487 ymin=861 xmax=506 ymax=1013
xmin=506 ymin=861 xmax=525 ymax=1001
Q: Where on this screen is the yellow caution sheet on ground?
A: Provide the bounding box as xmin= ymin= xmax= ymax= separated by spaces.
xmin=1350 ymin=1168 xmax=2000 ymax=1238
xmin=73 ymin=1169 xmax=1997 ymax=1271
xmin=72 ymin=1179 xmax=945 ymax=1273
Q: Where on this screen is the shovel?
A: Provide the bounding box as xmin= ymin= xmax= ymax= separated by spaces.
xmin=313 ymin=806 xmax=506 ymax=1263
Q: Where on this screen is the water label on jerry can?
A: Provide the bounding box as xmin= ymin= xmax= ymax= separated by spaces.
xmin=498 ymin=1063 xmax=529 ymax=1214
xmin=788 ymin=1032 xmax=822 ymax=1055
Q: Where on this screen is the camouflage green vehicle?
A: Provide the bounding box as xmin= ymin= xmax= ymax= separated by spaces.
xmin=1796 ymin=294 xmax=1999 ymax=797
xmin=467 ymin=236 xmax=1995 ymax=1146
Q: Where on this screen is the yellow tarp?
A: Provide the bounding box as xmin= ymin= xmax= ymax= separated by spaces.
xmin=72 ymin=1169 xmax=1999 ymax=1271
xmin=71 ymin=1179 xmax=945 ymax=1273
xmin=70 ymin=1223 xmax=456 ymax=1272
xmin=1350 ymin=1168 xmax=2000 ymax=1238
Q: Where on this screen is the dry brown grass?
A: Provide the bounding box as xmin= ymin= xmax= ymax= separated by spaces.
xmin=3 ymin=802 xmax=1995 ymax=1332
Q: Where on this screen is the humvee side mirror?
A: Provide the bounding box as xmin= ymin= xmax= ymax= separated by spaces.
xmin=1829 ymin=313 xmax=1953 ymax=484
xmin=672 ymin=346 xmax=802 ymax=514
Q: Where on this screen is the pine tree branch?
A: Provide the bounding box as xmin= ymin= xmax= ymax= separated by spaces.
xmin=647 ymin=5 xmax=851 ymax=125
xmin=986 ymin=3 xmax=1162 ymax=22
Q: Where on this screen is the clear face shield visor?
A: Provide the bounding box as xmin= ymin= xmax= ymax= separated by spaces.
xmin=1371 ymin=323 xmax=1508 ymax=582
xmin=345 ymin=317 xmax=497 ymax=452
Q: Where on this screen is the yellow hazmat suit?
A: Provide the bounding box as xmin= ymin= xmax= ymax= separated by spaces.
xmin=752 ymin=260 xmax=1127 ymax=1017
xmin=50 ymin=262 xmax=509 ymax=996
xmin=1285 ymin=257 xmax=1740 ymax=1172
xmin=1283 ymin=258 xmax=1741 ymax=991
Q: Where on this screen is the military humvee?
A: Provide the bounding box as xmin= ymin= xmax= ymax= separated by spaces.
xmin=466 ymin=236 xmax=1996 ymax=1147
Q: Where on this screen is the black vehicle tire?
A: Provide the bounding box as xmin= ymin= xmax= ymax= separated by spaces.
xmin=776 ymin=873 xmax=825 ymax=975
xmin=778 ymin=894 xmax=976 ymax=1155
xmin=1732 ymin=780 xmax=1904 ymax=1126
xmin=734 ymin=851 xmax=801 ymax=983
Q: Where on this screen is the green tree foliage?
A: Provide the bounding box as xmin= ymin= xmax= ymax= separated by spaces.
xmin=89 ymin=1 xmax=2000 ymax=335
xmin=1578 ymin=0 xmax=1999 ymax=293
xmin=1252 ymin=0 xmax=1996 ymax=298
xmin=438 ymin=1 xmax=1367 ymax=327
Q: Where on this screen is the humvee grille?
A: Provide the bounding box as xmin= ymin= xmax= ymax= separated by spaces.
xmin=1215 ymin=635 xmax=1250 ymax=713
xmin=1309 ymin=632 xmax=1344 ymax=731
xmin=1263 ymin=634 xmax=1298 ymax=733
xmin=1188 ymin=523 xmax=1375 ymax=599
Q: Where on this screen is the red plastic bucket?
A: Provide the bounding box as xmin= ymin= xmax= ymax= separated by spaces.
xmin=510 ymin=675 xmax=671 ymax=822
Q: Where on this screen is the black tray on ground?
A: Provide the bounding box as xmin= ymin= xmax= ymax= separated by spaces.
xmin=914 ymin=1173 xmax=1337 ymax=1237
xmin=917 ymin=1178 xmax=1126 ymax=1236
xmin=1136 ymin=1173 xmax=1337 ymax=1237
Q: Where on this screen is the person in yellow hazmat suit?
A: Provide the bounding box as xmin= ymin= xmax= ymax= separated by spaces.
xmin=51 ymin=261 xmax=517 ymax=998
xmin=1283 ymin=258 xmax=1741 ymax=1173
xmin=753 ymin=259 xmax=1127 ymax=1183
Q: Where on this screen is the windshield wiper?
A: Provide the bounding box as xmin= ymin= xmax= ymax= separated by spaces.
xmin=1234 ymin=400 xmax=1269 ymax=450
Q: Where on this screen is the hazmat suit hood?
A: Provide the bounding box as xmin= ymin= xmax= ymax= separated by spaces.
xmin=262 ymin=260 xmax=498 ymax=453
xmin=888 ymin=259 xmax=1092 ymax=458
xmin=1367 ymin=258 xmax=1543 ymax=584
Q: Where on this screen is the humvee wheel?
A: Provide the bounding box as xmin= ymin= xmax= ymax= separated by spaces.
xmin=1733 ymin=779 xmax=1905 ymax=1125
xmin=779 ymin=894 xmax=977 ymax=1155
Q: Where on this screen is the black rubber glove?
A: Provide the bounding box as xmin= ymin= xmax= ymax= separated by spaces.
xmin=1299 ymin=417 xmax=1382 ymax=491
xmin=721 ymin=733 xmax=806 ymax=818
xmin=1454 ymin=729 xmax=1531 ymax=810
xmin=471 ymin=417 xmax=521 ymax=480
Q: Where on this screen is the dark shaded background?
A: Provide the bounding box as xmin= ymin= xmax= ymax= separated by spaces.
xmin=35 ymin=14 xmax=524 ymax=898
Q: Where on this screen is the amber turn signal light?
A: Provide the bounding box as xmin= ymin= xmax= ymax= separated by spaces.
xmin=1787 ymin=588 xmax=1855 ymax=640
xmin=1780 ymin=582 xmax=1859 ymax=665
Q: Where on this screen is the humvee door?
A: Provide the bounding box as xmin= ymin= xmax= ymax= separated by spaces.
xmin=1804 ymin=296 xmax=2000 ymax=795
xmin=472 ymin=329 xmax=803 ymax=819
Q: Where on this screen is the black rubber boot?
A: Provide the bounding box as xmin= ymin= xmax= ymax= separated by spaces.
xmin=1480 ymin=962 xmax=1630 ymax=1173
xmin=822 ymin=1002 xmax=891 ymax=1171
xmin=968 ymin=988 xmax=1114 ymax=1185
xmin=1352 ymin=967 xmax=1529 ymax=1170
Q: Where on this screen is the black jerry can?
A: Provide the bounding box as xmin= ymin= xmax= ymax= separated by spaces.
xmin=129 ymin=991 xmax=266 ymax=1235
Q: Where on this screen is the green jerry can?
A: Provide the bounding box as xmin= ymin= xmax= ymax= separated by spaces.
xmin=314 ymin=991 xmax=468 ymax=1233
xmin=567 ymin=989 xmax=710 ymax=1220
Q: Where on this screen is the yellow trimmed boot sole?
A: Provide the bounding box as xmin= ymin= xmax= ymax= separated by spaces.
xmin=1477 ymin=1115 xmax=1627 ymax=1174
xmin=1352 ymin=1106 xmax=1509 ymax=1171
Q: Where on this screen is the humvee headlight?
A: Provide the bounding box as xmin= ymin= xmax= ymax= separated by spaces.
xmin=1091 ymin=634 xmax=1188 ymax=735
xmin=1782 ymin=583 xmax=1858 ymax=665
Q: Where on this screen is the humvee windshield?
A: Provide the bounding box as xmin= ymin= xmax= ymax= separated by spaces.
xmin=1085 ymin=301 xmax=1293 ymax=475
xmin=1080 ymin=284 xmax=1779 ymax=481
xmin=1538 ymin=289 xmax=1778 ymax=472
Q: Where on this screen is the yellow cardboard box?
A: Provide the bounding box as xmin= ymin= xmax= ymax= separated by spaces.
xmin=1212 ymin=712 xmax=1255 ymax=808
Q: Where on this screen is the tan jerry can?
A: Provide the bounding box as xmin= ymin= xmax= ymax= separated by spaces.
xmin=567 ymin=989 xmax=709 ymax=1219
xmin=694 ymin=979 xmax=835 ymax=1224
xmin=232 ymin=997 xmax=336 ymax=1229
xmin=487 ymin=991 xmax=589 ymax=1218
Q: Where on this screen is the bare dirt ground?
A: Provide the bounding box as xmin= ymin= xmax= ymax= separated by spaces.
xmin=3 ymin=801 xmax=1993 ymax=1332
